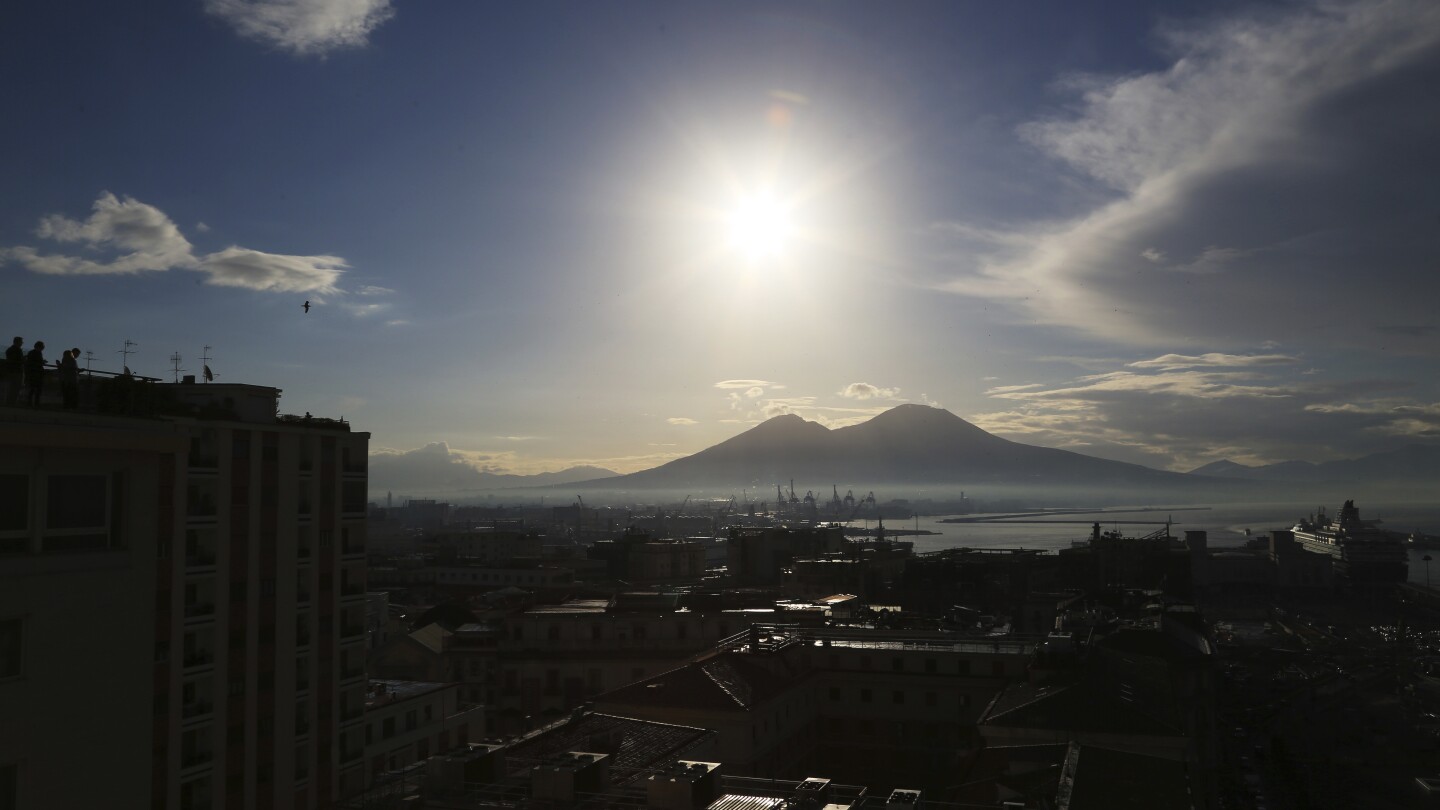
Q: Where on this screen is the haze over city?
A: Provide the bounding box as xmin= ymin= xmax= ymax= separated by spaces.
xmin=5 ymin=0 xmax=1440 ymax=480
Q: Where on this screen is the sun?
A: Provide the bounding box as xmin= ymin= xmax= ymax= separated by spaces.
xmin=724 ymin=192 xmax=793 ymax=262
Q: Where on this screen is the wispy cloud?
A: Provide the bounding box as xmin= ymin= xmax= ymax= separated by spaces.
xmin=1126 ymin=353 xmax=1300 ymax=371
xmin=204 ymin=0 xmax=395 ymax=56
xmin=667 ymin=417 xmax=699 ymax=426
xmin=837 ymin=382 xmax=901 ymax=400
xmin=934 ymin=0 xmax=1440 ymax=352
xmin=715 ymin=379 xmax=776 ymax=389
xmin=974 ymin=358 xmax=1439 ymax=469
xmin=2 ymin=192 xmax=345 ymax=294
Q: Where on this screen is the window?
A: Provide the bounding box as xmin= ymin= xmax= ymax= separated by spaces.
xmin=0 ymin=475 xmax=28 ymax=551
xmin=957 ymin=660 xmax=971 ymax=676
xmin=0 ymin=619 xmax=23 ymax=679
xmin=44 ymin=475 xmax=111 ymax=551
xmin=892 ymin=690 xmax=904 ymax=705
xmin=2 ymin=762 xmax=17 ymax=810
xmin=406 ymin=710 xmax=417 ymax=731
xmin=925 ymin=691 xmax=937 ymax=707
xmin=860 ymin=688 xmax=872 ymax=703
xmin=828 ymin=687 xmax=840 ymax=701
xmin=892 ymin=657 xmax=903 ymax=671
xmin=925 ymin=658 xmax=937 ymax=674
xmin=382 ymin=718 xmax=395 ymax=739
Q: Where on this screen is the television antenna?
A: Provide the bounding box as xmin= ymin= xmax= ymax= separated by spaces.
xmin=200 ymin=345 xmax=216 ymax=383
xmin=169 ymin=352 xmax=185 ymax=383
xmin=117 ymin=339 xmax=137 ymax=375
xmin=83 ymin=350 xmax=95 ymax=374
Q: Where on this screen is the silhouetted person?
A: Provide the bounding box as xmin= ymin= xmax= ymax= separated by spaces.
xmin=24 ymin=341 xmax=45 ymax=407
xmin=303 ymin=300 xmax=310 ymax=313
xmin=58 ymin=347 xmax=80 ymax=409
xmin=3 ymin=337 xmax=22 ymax=406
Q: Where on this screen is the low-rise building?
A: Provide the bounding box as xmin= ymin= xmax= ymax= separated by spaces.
xmin=359 ymin=680 xmax=485 ymax=790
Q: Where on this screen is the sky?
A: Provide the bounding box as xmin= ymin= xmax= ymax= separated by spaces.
xmin=3 ymin=0 xmax=1439 ymax=477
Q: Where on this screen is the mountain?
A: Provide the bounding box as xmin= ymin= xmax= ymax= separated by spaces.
xmin=368 ymin=443 xmax=618 ymax=496
xmin=577 ymin=404 xmax=1206 ymax=493
xmin=1189 ymin=445 xmax=1440 ymax=483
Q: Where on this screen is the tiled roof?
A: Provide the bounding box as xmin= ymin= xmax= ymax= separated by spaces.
xmin=1062 ymin=745 xmax=1193 ymax=810
xmin=502 ymin=713 xmax=713 ymax=782
xmin=408 ymin=622 xmax=452 ymax=654
xmin=596 ymin=653 xmax=800 ymax=712
xmin=982 ymin=682 xmax=1181 ymax=737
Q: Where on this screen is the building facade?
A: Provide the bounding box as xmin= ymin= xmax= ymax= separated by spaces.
xmin=1 ymin=381 xmax=371 ymax=810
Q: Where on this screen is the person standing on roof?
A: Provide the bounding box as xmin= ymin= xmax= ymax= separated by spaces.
xmin=24 ymin=340 xmax=46 ymax=407
xmin=3 ymin=337 xmax=22 ymax=406
xmin=58 ymin=347 xmax=80 ymax=409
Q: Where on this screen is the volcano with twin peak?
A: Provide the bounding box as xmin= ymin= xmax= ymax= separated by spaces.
xmin=583 ymin=404 xmax=1201 ymax=492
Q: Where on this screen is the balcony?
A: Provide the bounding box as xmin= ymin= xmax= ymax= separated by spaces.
xmin=183 ymin=603 xmax=216 ymax=622
xmin=181 ymin=701 xmax=214 ymax=721
xmin=341 ymin=542 xmax=365 ymax=558
xmin=186 ymin=496 xmax=218 ymax=521
xmin=296 ymin=718 xmax=310 ymax=737
xmin=183 ymin=650 xmax=215 ymax=671
xmin=180 ymin=751 xmax=214 ymax=771
xmin=340 ymin=667 xmax=365 ymax=684
xmin=185 ymin=551 xmax=217 ymax=571
xmin=340 ymin=706 xmax=364 ymax=724
xmin=341 ymin=625 xmax=365 ymax=639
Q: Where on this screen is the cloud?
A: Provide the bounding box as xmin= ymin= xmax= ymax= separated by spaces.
xmin=2 ymin=192 xmax=345 ymax=294
xmin=936 ymin=0 xmax=1440 ymax=353
xmin=356 ymin=284 xmax=395 ymax=296
xmin=195 ymin=222 xmax=212 ymax=233
xmin=837 ymin=382 xmax=900 ymax=400
xmin=715 ymin=379 xmax=776 ymax=389
xmin=204 ymin=0 xmax=395 ymax=56
xmin=5 ymin=192 xmax=193 ymax=275
xmin=974 ymin=359 xmax=1439 ymax=470
xmin=745 ymin=387 xmax=764 ymax=398
xmin=1126 ymin=353 xmax=1300 ymax=371
xmin=199 ymin=247 xmax=345 ymax=293
xmin=667 ymin=417 xmax=699 ymax=426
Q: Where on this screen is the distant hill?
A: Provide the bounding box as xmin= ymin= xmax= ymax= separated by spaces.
xmin=575 ymin=404 xmax=1209 ymax=493
xmin=369 ymin=442 xmax=618 ymax=496
xmin=1189 ymin=445 xmax=1440 ymax=483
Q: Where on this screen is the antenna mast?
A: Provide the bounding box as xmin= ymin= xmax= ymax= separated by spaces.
xmin=83 ymin=350 xmax=95 ymax=374
xmin=118 ymin=339 xmax=137 ymax=374
xmin=200 ymin=345 xmax=214 ymax=383
xmin=169 ymin=352 xmax=184 ymax=383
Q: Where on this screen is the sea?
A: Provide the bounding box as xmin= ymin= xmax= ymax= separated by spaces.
xmin=850 ymin=501 xmax=1440 ymax=588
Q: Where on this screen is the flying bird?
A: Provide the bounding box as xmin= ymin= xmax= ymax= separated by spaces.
xmin=303 ymin=300 xmax=311 ymax=313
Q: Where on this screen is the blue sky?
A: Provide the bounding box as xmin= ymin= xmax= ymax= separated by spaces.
xmin=4 ymin=0 xmax=1439 ymax=476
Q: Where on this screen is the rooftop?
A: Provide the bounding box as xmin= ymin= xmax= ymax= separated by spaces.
xmin=366 ymin=679 xmax=450 ymax=709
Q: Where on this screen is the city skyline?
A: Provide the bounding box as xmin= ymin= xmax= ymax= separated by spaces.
xmin=4 ymin=0 xmax=1440 ymax=475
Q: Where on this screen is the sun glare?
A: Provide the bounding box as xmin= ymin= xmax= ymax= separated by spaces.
xmin=725 ymin=193 xmax=793 ymax=262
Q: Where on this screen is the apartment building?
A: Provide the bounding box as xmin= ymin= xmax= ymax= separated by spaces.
xmin=0 ymin=380 xmax=371 ymax=810
xmin=592 ymin=624 xmax=1038 ymax=791
xmin=359 ymin=680 xmax=484 ymax=789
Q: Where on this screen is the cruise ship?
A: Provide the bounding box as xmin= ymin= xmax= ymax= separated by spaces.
xmin=1292 ymin=500 xmax=1409 ymax=585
